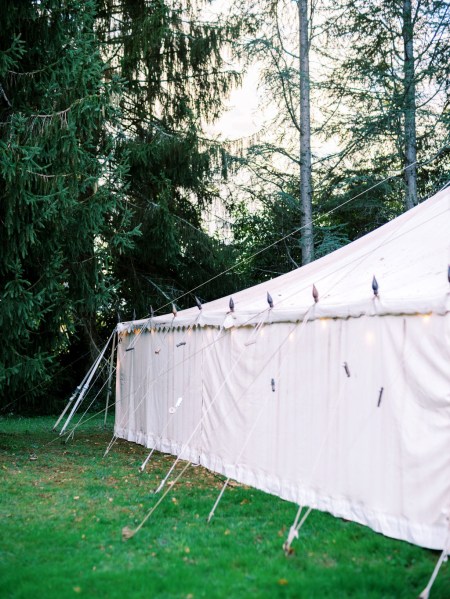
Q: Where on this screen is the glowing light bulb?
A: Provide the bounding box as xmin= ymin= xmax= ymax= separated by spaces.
xmin=365 ymin=331 xmax=375 ymax=345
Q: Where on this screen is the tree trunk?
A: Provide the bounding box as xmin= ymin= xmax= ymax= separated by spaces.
xmin=298 ymin=0 xmax=313 ymax=264
xmin=402 ymin=0 xmax=417 ymax=210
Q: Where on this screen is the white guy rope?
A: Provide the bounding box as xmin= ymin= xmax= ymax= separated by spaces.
xmin=418 ymin=525 xmax=449 ymax=599
xmin=152 ymin=310 xmax=271 ymax=495
xmin=207 ymin=307 xmax=314 ymax=523
xmin=122 ymin=461 xmax=191 ymax=541
xmin=107 ymin=306 xmax=272 ymax=459
xmin=138 ymin=308 xmax=316 ymax=531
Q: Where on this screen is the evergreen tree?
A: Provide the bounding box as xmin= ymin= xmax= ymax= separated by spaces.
xmin=0 ymin=0 xmax=136 ymax=412
xmin=95 ymin=0 xmax=243 ymax=318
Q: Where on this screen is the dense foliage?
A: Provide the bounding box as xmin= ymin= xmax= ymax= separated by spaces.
xmin=95 ymin=0 xmax=243 ymax=318
xmin=0 ymin=0 xmax=138 ymax=411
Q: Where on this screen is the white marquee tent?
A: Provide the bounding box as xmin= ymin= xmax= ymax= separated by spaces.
xmin=114 ymin=187 xmax=450 ymax=552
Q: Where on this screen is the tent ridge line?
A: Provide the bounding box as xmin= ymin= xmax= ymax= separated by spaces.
xmin=119 ymin=306 xmax=449 ymax=334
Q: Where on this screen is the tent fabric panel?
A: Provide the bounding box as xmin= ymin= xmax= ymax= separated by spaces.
xmin=116 ymin=313 xmax=450 ymax=550
xmin=115 ymin=327 xmax=203 ymax=462
xmin=197 ymin=314 xmax=449 ymax=550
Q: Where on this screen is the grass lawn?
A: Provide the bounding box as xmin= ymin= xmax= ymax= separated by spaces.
xmin=0 ymin=415 xmax=448 ymax=599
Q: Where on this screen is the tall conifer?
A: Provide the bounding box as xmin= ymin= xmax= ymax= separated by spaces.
xmin=0 ymin=0 xmax=136 ymax=410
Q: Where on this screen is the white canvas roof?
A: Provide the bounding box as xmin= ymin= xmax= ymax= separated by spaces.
xmin=119 ymin=186 xmax=450 ymax=332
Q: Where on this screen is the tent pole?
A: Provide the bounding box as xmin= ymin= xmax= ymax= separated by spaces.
xmin=104 ymin=331 xmax=117 ymax=428
xmin=52 ymin=359 xmax=97 ymax=431
xmin=60 ymin=330 xmax=115 ymax=436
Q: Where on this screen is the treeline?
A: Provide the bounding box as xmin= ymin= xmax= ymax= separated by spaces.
xmin=1 ymin=0 xmax=449 ymax=413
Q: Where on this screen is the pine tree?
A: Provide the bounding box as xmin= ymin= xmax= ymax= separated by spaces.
xmin=0 ymin=0 xmax=136 ymax=411
xmin=95 ymin=0 xmax=243 ymax=318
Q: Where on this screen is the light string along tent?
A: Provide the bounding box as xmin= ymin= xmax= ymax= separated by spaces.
xmin=97 ymin=299 xmax=274 ymax=474
xmin=106 ymin=299 xmax=276 ymax=465
xmin=152 ymin=307 xmax=271 ymax=496
xmin=101 ymin=304 xmax=204 ymax=456
xmin=103 ymin=308 xmax=232 ymax=459
xmin=136 ymin=303 xmax=278 ymax=474
xmin=52 ymin=150 xmax=450 ymax=592
xmin=101 ymin=304 xmax=271 ymax=460
xmin=136 ymin=296 xmax=313 ymax=483
xmin=129 ymin=190 xmax=450 ymax=502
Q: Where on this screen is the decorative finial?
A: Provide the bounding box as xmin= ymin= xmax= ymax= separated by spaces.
xmin=133 ymin=309 xmax=136 ymax=320
xmin=229 ymin=297 xmax=234 ymax=312
xmin=267 ymin=292 xmax=274 ymax=309
xmin=312 ymin=284 xmax=319 ymax=303
xmin=195 ymin=296 xmax=202 ymax=310
xmin=372 ymin=275 xmax=379 ymax=297
xmin=150 ymin=305 xmax=154 ymax=318
xmin=172 ymin=304 xmax=177 ymax=317
xmin=117 ymin=311 xmax=121 ymax=323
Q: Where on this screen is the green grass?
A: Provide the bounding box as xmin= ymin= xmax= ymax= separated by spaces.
xmin=0 ymin=416 xmax=448 ymax=599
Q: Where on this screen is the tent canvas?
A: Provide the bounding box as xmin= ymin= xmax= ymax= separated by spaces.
xmin=114 ymin=187 xmax=450 ymax=551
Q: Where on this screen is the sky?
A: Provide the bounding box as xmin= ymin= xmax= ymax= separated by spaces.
xmin=202 ymin=0 xmax=264 ymax=141
xmin=206 ymin=65 xmax=263 ymax=140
